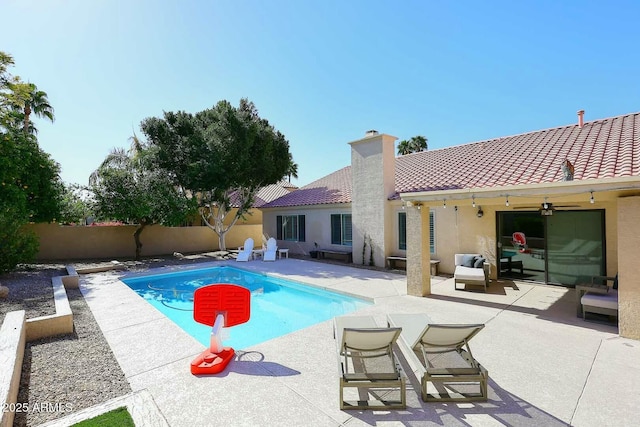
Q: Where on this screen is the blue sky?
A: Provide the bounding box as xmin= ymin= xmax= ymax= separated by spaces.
xmin=2 ymin=0 xmax=640 ymax=187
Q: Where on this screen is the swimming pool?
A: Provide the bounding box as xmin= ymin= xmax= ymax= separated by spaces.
xmin=121 ymin=266 xmax=371 ymax=349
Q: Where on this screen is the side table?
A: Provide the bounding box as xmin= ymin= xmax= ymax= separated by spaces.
xmin=277 ymin=248 xmax=289 ymax=259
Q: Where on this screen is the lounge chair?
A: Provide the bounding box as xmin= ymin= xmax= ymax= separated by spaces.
xmin=236 ymin=238 xmax=254 ymax=262
xmin=334 ymin=316 xmax=406 ymax=410
xmin=387 ymin=313 xmax=488 ymax=402
xmin=262 ymin=237 xmax=277 ymax=262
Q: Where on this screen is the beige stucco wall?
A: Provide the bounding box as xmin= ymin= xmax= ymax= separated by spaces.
xmin=261 ymin=204 xmax=353 ymax=256
xmin=29 ymin=222 xmax=262 ymax=260
xmin=430 ymin=204 xmax=499 ymax=278
xmin=617 ymin=196 xmax=640 ymax=339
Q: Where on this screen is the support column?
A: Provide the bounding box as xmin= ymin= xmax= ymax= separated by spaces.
xmin=406 ymin=206 xmax=431 ymax=296
xmin=618 ymin=196 xmax=640 ymax=340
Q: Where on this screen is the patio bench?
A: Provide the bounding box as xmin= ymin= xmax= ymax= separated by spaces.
xmin=386 ymin=256 xmax=406 ymax=269
xmin=386 ymin=257 xmax=439 ymax=274
xmin=318 ymin=249 xmax=353 ymax=263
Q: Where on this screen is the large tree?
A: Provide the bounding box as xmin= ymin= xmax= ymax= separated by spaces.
xmin=0 ymin=51 xmax=62 ymax=272
xmin=397 ymin=135 xmax=428 ymax=155
xmin=141 ymin=98 xmax=292 ymax=250
xmin=89 ymin=136 xmax=197 ymax=260
xmin=0 ymin=128 xmax=40 ymax=272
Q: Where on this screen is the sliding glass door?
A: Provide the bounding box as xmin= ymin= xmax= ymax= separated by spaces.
xmin=497 ymin=210 xmax=605 ymax=286
xmin=546 ymin=211 xmax=605 ymax=285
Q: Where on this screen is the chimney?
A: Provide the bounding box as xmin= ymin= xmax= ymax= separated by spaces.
xmin=349 ymin=131 xmax=397 ymax=267
xmin=577 ymin=110 xmax=585 ymax=128
xmin=365 ymin=129 xmax=379 ymax=136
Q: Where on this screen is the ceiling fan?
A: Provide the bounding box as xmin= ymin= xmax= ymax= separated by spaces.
xmin=512 ymin=202 xmax=580 ymax=215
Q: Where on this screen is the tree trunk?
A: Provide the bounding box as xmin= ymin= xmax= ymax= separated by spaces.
xmin=133 ymin=222 xmax=147 ymax=260
xmin=218 ymin=231 xmax=227 ymax=251
xmin=23 ymin=105 xmax=31 ymax=134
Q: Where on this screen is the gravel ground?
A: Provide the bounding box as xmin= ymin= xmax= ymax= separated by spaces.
xmin=0 ymin=252 xmax=401 ymax=426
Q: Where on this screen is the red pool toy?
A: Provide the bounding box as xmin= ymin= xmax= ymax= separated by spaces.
xmin=190 ymin=284 xmax=250 ymax=375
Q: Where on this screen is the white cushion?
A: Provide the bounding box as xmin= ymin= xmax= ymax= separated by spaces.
xmin=454 ymin=266 xmax=485 ymax=281
xmin=581 ymin=289 xmax=618 ymax=310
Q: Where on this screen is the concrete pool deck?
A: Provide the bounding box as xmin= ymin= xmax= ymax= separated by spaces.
xmin=74 ymin=259 xmax=637 ymax=426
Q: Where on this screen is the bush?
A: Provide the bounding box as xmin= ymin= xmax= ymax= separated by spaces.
xmin=0 ymin=210 xmax=39 ymax=274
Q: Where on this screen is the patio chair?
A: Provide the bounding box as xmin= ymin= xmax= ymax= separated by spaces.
xmin=236 ymin=238 xmax=254 ymax=262
xmin=262 ymin=237 xmax=277 ymax=262
xmin=387 ymin=313 xmax=488 ymax=402
xmin=334 ymin=316 xmax=406 ymax=410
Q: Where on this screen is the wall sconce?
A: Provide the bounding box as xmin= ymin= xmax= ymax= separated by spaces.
xmin=443 ymin=200 xmax=447 ymax=209
xmin=590 ymin=191 xmax=595 ymax=204
xmin=472 ymin=195 xmax=476 ymax=208
xmin=476 ymin=207 xmax=484 ymax=218
xmin=505 ymin=196 xmax=510 ymax=207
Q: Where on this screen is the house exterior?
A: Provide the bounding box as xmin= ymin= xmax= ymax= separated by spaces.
xmin=261 ymin=111 xmax=640 ymax=339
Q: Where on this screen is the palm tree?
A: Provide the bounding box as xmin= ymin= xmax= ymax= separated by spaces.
xmin=409 ymin=135 xmax=428 ymax=152
xmin=397 ymin=135 xmax=428 ymax=155
xmin=285 ymin=152 xmax=298 ymax=181
xmin=13 ymin=82 xmax=54 ymax=134
xmin=397 ymin=139 xmax=412 ymax=155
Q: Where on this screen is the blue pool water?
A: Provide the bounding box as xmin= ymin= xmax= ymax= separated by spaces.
xmin=121 ymin=266 xmax=371 ymax=349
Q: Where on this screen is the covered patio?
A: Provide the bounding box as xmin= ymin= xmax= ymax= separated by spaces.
xmin=401 ymin=180 xmax=640 ymax=340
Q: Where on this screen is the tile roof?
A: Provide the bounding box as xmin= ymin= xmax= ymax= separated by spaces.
xmin=263 ymin=112 xmax=640 ymax=207
xmin=229 ymin=180 xmax=297 ymax=208
xmin=394 ymin=112 xmax=640 ymax=195
xmin=261 ymin=166 xmax=352 ymax=208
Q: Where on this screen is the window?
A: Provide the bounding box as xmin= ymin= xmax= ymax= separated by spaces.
xmin=276 ymin=215 xmax=305 ymax=242
xmin=429 ymin=211 xmax=435 ymax=254
xmin=398 ymin=210 xmax=435 ymax=254
xmin=331 ymin=214 xmax=352 ymax=246
xmin=398 ymin=212 xmax=407 ymax=250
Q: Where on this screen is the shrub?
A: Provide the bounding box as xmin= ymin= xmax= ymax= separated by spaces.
xmin=0 ymin=209 xmax=39 ymax=274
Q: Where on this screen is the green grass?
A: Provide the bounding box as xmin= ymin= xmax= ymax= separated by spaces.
xmin=72 ymin=406 xmax=135 ymax=426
